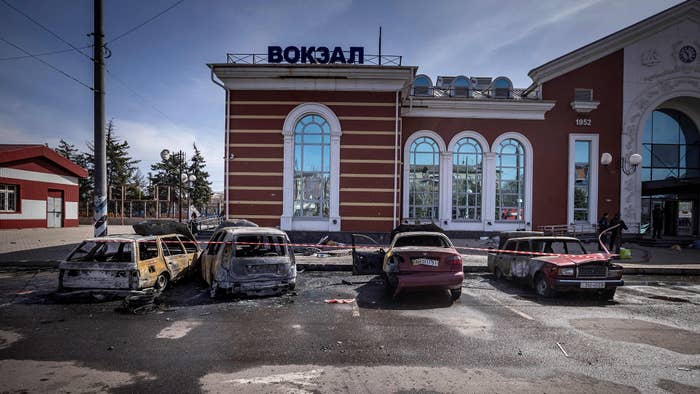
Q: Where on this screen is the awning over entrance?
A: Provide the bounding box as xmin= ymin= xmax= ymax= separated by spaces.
xmin=642 ymin=177 xmax=700 ymax=195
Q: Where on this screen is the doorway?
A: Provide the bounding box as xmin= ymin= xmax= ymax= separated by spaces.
xmin=47 ymin=190 xmax=63 ymax=228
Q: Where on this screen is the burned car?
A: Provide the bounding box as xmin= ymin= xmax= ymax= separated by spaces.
xmin=487 ymin=233 xmax=623 ymax=299
xmin=58 ymin=233 xmax=200 ymax=294
xmin=200 ymin=227 xmax=296 ymax=297
xmin=352 ymin=224 xmax=464 ymax=300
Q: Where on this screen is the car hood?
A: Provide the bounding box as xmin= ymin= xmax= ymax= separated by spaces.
xmin=534 ymin=253 xmax=611 ymax=266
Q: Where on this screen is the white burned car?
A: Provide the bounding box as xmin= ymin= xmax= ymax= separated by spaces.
xmin=200 ymin=227 xmax=296 ymax=297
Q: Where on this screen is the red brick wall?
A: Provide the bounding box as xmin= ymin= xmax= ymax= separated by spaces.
xmin=0 ymin=175 xmax=80 ymax=229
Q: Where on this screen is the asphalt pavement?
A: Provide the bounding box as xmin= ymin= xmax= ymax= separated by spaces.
xmin=0 ymin=269 xmax=698 ymax=393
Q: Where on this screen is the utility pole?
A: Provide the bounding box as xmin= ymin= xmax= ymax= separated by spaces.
xmin=93 ymin=0 xmax=107 ymax=237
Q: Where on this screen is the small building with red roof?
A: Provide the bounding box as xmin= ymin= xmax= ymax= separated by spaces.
xmin=0 ymin=144 xmax=88 ymax=229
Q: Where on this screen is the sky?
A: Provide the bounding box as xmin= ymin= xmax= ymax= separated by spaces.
xmin=0 ymin=0 xmax=685 ymax=192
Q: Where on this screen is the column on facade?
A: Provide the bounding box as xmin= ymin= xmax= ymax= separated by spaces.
xmin=483 ymin=152 xmax=497 ymax=229
xmin=439 ymin=151 xmax=452 ymax=227
xmin=280 ymin=134 xmax=294 ymax=230
xmin=329 ymin=134 xmax=341 ymax=231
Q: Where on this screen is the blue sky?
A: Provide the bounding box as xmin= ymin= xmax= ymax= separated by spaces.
xmin=0 ymin=0 xmax=683 ymax=192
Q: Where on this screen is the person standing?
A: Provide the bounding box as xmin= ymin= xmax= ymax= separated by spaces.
xmin=652 ymin=205 xmax=664 ymax=239
xmin=608 ymin=213 xmax=628 ymax=253
xmin=597 ymin=212 xmax=609 ymax=251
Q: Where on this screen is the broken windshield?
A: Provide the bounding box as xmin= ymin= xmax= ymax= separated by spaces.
xmin=234 ymin=235 xmax=288 ymax=257
xmin=394 ymin=235 xmax=450 ymax=248
xmin=531 ymin=240 xmax=587 ymax=255
xmin=68 ymin=241 xmax=134 ymax=262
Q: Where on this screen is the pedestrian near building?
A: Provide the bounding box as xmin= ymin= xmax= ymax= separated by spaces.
xmin=608 ymin=213 xmax=628 ymax=254
xmin=597 ymin=212 xmax=609 ymax=251
xmin=652 ymin=205 xmax=664 ymax=239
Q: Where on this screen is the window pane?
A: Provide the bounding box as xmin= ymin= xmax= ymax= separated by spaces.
xmin=293 ymin=114 xmax=331 ymax=217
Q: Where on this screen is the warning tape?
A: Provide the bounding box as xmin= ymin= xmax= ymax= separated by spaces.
xmin=85 ymin=238 xmax=616 ymax=259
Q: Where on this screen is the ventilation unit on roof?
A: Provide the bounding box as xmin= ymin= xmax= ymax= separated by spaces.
xmin=472 ymin=77 xmax=492 ymax=90
xmin=436 ymin=76 xmax=455 ymax=89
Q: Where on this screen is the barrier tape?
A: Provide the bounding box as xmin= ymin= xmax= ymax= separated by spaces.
xmin=82 ymin=238 xmax=617 ymax=259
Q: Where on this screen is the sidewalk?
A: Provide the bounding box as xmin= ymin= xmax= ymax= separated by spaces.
xmin=1 ymin=226 xmax=699 ymax=275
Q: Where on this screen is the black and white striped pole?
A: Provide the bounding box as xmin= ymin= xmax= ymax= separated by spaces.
xmin=93 ymin=0 xmax=107 ymax=237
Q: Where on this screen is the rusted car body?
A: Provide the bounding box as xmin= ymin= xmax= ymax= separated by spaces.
xmin=487 ymin=234 xmax=623 ymax=299
xmin=58 ymin=233 xmax=200 ymax=294
xmin=200 ymin=227 xmax=296 ymax=297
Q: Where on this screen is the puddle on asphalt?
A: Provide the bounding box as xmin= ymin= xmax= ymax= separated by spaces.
xmin=570 ymin=318 xmax=700 ymax=355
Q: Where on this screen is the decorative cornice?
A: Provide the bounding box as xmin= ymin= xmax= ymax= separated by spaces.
xmin=209 ymin=64 xmax=416 ymax=92
xmin=570 ymin=100 xmax=600 ymax=113
xmin=528 ymin=1 xmax=700 ymax=85
xmin=401 ymin=98 xmax=555 ymax=120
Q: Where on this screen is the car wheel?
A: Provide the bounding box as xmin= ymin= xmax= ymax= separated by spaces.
xmin=494 ymin=267 xmax=504 ymax=280
xmin=601 ymin=288 xmax=616 ymax=300
xmin=155 ymin=273 xmax=169 ymax=292
xmin=288 ymin=282 xmax=296 ymax=291
xmin=534 ymin=273 xmax=554 ymax=298
xmin=382 ymin=272 xmax=396 ymax=294
xmin=450 ymin=288 xmax=462 ymax=301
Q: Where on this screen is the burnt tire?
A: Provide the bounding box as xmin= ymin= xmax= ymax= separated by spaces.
xmin=155 ymin=273 xmax=169 ymax=292
xmin=450 ymin=288 xmax=462 ymax=301
xmin=534 ymin=273 xmax=554 ymax=298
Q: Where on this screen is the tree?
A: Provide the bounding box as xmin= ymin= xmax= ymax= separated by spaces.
xmin=188 ymin=143 xmax=213 ymax=208
xmin=55 ymin=139 xmax=92 ymax=213
xmin=54 ymin=139 xmax=80 ymax=162
xmin=105 ymin=119 xmax=140 ymax=190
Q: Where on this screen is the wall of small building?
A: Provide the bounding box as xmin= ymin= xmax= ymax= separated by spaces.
xmin=227 ymin=90 xmax=399 ymax=232
xmin=0 ymin=157 xmax=80 ymax=229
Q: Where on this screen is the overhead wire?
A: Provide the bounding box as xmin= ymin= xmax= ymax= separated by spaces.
xmin=106 ymin=0 xmax=186 ymax=45
xmin=0 ymin=36 xmax=94 ymax=91
xmin=0 ymin=45 xmax=93 ymax=61
xmin=1 ymin=0 xmax=94 ymax=62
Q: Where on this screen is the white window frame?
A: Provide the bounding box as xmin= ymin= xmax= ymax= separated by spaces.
xmin=490 ymin=132 xmax=533 ymax=231
xmin=281 ymin=103 xmax=341 ymax=231
xmin=444 ymin=131 xmax=489 ymax=231
xmin=0 ymin=184 xmax=18 ymax=213
xmin=568 ymin=133 xmax=599 ymax=226
xmin=402 ymin=130 xmax=446 ymax=224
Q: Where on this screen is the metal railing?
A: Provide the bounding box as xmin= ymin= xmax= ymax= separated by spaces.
xmin=411 ymin=87 xmax=533 ymax=100
xmin=226 ymin=53 xmax=402 ymax=66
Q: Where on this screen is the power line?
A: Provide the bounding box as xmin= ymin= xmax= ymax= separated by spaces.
xmin=105 ymin=67 xmax=178 ymax=125
xmin=106 ymin=0 xmax=185 ymax=45
xmin=0 ymin=36 xmax=93 ymax=91
xmin=1 ymin=0 xmax=94 ymax=62
xmin=0 ymin=45 xmax=93 ymax=61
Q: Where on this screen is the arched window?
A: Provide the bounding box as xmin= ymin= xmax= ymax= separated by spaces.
xmin=642 ymin=109 xmax=700 ymax=181
xmin=412 ymin=74 xmax=433 ymax=96
xmin=496 ymin=138 xmax=525 ymax=221
xmin=409 ymin=137 xmax=440 ymax=219
xmin=293 ymin=114 xmax=331 ymax=217
xmin=451 ymin=76 xmax=471 ymax=97
xmin=493 ymin=77 xmax=512 ymax=99
xmin=452 ymin=138 xmax=482 ymax=220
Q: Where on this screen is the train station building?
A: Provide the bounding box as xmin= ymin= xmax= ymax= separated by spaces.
xmin=209 ymin=0 xmax=700 ymax=237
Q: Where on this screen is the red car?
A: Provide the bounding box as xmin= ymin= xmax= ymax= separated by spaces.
xmin=352 ymin=225 xmax=464 ymax=300
xmin=487 ymin=233 xmax=624 ymax=299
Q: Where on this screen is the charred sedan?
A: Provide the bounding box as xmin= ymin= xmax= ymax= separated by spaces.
xmin=58 ymin=233 xmax=200 ymax=294
xmin=487 ymin=233 xmax=623 ymax=299
xmin=200 ymin=227 xmax=296 ymax=297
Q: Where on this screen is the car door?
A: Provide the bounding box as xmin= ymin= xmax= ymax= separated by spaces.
xmin=511 ymin=240 xmax=532 ymax=279
xmin=177 ymin=234 xmax=199 ymax=270
xmin=497 ymin=240 xmax=517 ymax=278
xmin=161 ymin=235 xmax=188 ymax=280
xmin=201 ymin=231 xmax=225 ymax=284
xmin=137 ymin=238 xmax=161 ymax=288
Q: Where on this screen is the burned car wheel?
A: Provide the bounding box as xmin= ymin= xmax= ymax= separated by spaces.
xmin=155 ymin=273 xmax=169 ymax=291
xmin=600 ymin=288 xmax=616 ymax=300
xmin=450 ymin=288 xmax=461 ymax=301
xmin=534 ymin=273 xmax=554 ymax=298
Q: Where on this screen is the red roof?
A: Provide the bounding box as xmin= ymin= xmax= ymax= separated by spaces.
xmin=0 ymin=144 xmax=88 ymax=178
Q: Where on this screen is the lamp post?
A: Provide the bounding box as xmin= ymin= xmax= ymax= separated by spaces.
xmin=160 ymin=149 xmax=193 ymax=223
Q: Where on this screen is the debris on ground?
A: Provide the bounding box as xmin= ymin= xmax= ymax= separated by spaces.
xmin=324 ymin=298 xmax=355 ymax=304
xmin=556 ymin=342 xmax=570 ymax=358
xmin=120 ymin=289 xmax=161 ymax=314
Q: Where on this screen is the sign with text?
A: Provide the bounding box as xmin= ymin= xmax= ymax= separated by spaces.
xmin=268 ymin=46 xmax=364 ymax=64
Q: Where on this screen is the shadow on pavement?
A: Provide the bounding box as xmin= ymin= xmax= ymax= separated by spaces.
xmin=355 ymin=275 xmax=456 ymax=310
xmin=484 ymin=274 xmax=618 ymax=307
xmin=0 ymin=244 xmax=78 ymax=265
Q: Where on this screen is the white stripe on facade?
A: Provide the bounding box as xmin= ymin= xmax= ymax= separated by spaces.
xmin=65 ymin=201 xmax=78 ymax=220
xmin=0 ymin=167 xmax=78 ymax=186
xmin=0 ymin=199 xmax=46 ymax=220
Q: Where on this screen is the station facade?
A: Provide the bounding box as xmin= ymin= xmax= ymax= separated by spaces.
xmin=210 ymin=0 xmax=700 ymax=236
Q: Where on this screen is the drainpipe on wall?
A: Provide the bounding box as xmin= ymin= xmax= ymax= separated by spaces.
xmin=210 ymin=66 xmax=230 ymax=219
xmin=393 ymin=89 xmax=399 ymax=228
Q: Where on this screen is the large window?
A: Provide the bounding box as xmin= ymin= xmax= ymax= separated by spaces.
xmin=294 ymin=114 xmax=330 ymax=217
xmin=412 ymin=75 xmax=433 ymax=96
xmin=0 ymin=184 xmax=18 ymax=212
xmin=573 ymin=141 xmax=591 ymax=221
xmin=642 ymin=109 xmax=700 ymax=182
xmin=495 ymin=138 xmax=525 ymax=221
xmin=409 ymin=137 xmax=440 ymax=219
xmin=452 ymin=137 xmax=482 ymax=221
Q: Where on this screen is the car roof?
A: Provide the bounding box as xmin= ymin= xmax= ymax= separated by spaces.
xmin=394 ymin=231 xmax=448 ymax=237
xmin=217 ymin=226 xmax=288 ymax=237
xmin=82 ymin=233 xmax=176 ymax=242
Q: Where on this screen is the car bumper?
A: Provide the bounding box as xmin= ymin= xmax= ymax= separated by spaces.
xmin=396 ymin=271 xmax=464 ymax=290
xmin=216 ymin=279 xmax=295 ymax=296
xmin=552 ymin=278 xmax=624 ymax=291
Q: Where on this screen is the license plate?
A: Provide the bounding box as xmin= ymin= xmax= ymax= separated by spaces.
xmin=412 ymin=258 xmax=439 ymax=267
xmin=580 ymin=282 xmax=605 ymax=289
